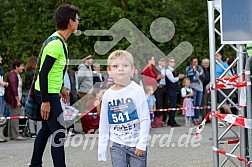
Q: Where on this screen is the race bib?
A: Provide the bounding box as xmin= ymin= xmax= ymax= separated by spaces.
xmin=108 ymin=98 xmax=138 ymax=124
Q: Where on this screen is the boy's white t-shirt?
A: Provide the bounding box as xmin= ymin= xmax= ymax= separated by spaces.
xmin=98 ymin=81 xmax=150 ymax=161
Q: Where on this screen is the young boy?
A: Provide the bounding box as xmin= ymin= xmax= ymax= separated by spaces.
xmin=145 ymin=86 xmax=156 ymax=126
xmin=98 ymin=50 xmax=151 ymax=167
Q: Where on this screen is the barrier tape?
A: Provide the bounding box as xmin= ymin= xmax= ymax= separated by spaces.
xmin=1 ymin=116 xmax=27 ymax=120
xmin=0 ymin=113 xmax=98 ymax=120
xmin=153 ymin=103 xmax=242 ymax=112
xmin=0 ymin=106 xmax=212 ymax=120
xmin=212 ymin=147 xmax=250 ymax=166
xmin=214 ymin=72 xmax=250 ymax=89
xmin=196 ymin=112 xmax=252 ymax=136
xmin=214 ymin=113 xmax=251 ymax=129
xmin=219 ymin=139 xmax=239 ymax=145
xmin=0 ymin=104 xmax=243 ymax=120
xmin=195 ymin=112 xmax=212 ymax=136
xmin=152 ymin=106 xmax=211 ymax=112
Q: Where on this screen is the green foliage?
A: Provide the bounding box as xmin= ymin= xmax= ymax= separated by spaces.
xmin=0 ymin=0 xmax=218 ymax=73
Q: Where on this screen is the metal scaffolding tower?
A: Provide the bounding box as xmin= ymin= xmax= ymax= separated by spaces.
xmin=208 ymin=0 xmax=249 ymax=166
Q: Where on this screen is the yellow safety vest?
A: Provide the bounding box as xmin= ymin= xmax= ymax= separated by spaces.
xmin=246 ymin=43 xmax=252 ymax=56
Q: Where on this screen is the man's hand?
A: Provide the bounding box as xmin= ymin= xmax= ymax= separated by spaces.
xmin=135 ymin=149 xmax=145 ymax=156
xmin=157 ymin=74 xmax=165 ymax=80
xmin=178 ymin=74 xmax=185 ymax=79
xmin=17 ymin=100 xmax=22 ymax=108
xmin=193 ymin=65 xmax=197 ymax=71
xmin=41 ymin=102 xmax=51 ymax=120
xmin=60 ymin=87 xmax=70 ymax=104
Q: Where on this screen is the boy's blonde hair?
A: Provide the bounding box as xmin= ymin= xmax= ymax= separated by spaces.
xmin=182 ymin=78 xmax=190 ymax=86
xmin=145 ymin=85 xmax=153 ymax=93
xmin=107 ymin=50 xmax=134 ymax=66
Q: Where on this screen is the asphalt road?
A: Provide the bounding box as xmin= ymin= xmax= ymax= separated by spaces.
xmin=0 ymin=117 xmax=242 ymax=167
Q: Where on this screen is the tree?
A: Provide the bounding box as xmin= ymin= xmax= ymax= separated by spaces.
xmin=0 ymin=0 xmax=212 ymax=73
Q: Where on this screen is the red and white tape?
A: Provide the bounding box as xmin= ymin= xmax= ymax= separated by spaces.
xmin=215 ymin=72 xmax=249 ymax=89
xmin=219 ymin=139 xmax=239 ymax=145
xmin=0 ymin=116 xmax=27 ymax=120
xmin=196 ymin=112 xmax=252 ymax=136
xmin=0 ymin=113 xmax=98 ymax=120
xmin=153 ymin=104 xmax=241 ymax=112
xmin=212 ymin=147 xmax=250 ymax=165
xmin=64 ymin=113 xmax=97 ymax=117
xmin=1 ymin=106 xmax=211 ymax=120
xmin=213 ymin=113 xmax=251 ymax=129
xmin=195 ymin=112 xmax=212 ymax=136
xmin=152 ymin=106 xmax=211 ymax=112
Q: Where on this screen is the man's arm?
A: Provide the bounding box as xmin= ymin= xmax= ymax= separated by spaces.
xmin=166 ymin=68 xmax=179 ymax=83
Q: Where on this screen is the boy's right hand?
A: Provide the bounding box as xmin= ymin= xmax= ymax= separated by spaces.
xmin=135 ymin=148 xmax=145 ymax=156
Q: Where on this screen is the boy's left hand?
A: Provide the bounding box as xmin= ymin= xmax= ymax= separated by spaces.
xmin=135 ymin=149 xmax=144 ymax=156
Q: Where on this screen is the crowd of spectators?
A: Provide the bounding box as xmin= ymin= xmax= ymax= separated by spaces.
xmin=0 ymin=52 xmax=238 ymax=143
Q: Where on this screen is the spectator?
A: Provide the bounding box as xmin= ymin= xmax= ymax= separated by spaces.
xmin=131 ymin=68 xmax=141 ymax=85
xmin=155 ymin=57 xmax=168 ymax=125
xmin=181 ymin=78 xmax=194 ymax=126
xmin=29 ymin=4 xmax=79 ymax=167
xmin=81 ymin=88 xmax=104 ymax=133
xmin=227 ymin=57 xmax=238 ymax=115
xmin=227 ymin=57 xmax=236 ymax=75
xmin=201 ymin=58 xmax=210 ymax=120
xmin=93 ymin=63 xmax=104 ymax=88
xmin=185 ymin=56 xmax=203 ymax=125
xmin=63 ymin=67 xmax=79 ymax=135
xmin=24 ymin=57 xmax=42 ymax=138
xmin=223 ymin=57 xmax=230 ymax=65
xmin=215 ymin=53 xmax=233 ymax=127
xmin=141 ymin=55 xmax=164 ymax=90
xmin=145 ymin=86 xmax=156 ymax=127
xmin=0 ymin=55 xmax=8 ymax=143
xmin=77 ymin=53 xmax=94 ymax=99
xmin=165 ymin=57 xmax=184 ymax=127
xmin=216 ymin=53 xmax=232 ymax=78
xmin=4 ymin=59 xmax=26 ymax=140
xmin=142 ymin=55 xmax=164 ymax=127
xmin=101 ymin=67 xmax=114 ymax=89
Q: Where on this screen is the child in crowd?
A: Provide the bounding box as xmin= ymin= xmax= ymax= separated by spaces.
xmin=145 ymin=86 xmax=156 ymax=126
xmin=98 ymin=50 xmax=150 ymax=167
xmin=81 ymin=88 xmax=105 ymax=134
xmin=181 ymin=78 xmax=194 ymax=126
